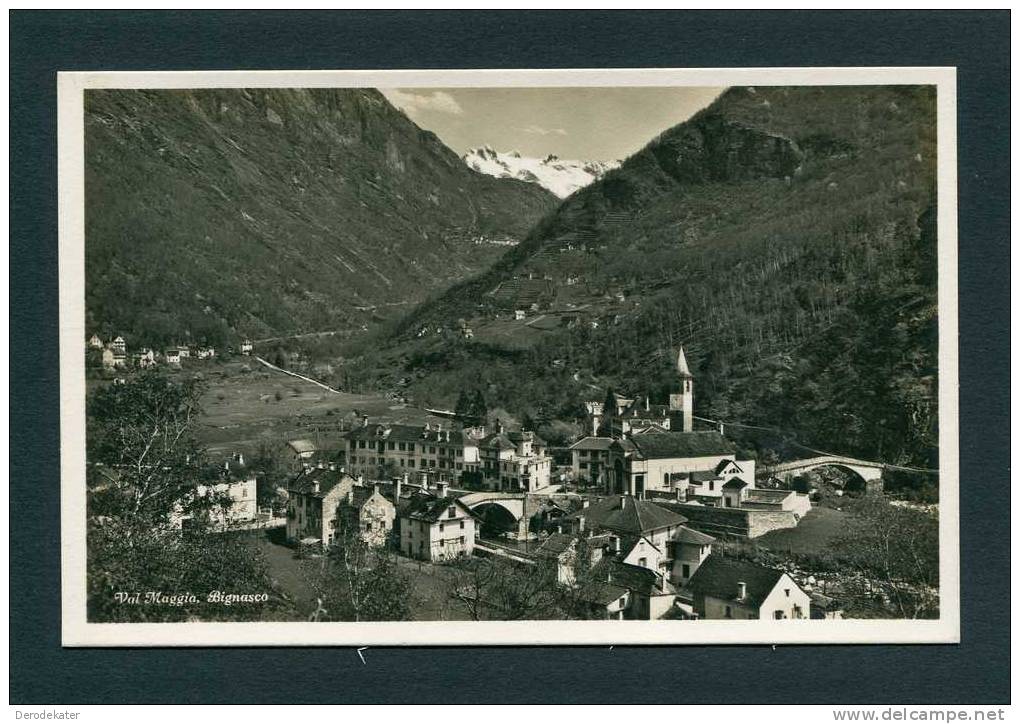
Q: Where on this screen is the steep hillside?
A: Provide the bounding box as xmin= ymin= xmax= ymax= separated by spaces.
xmin=352 ymin=86 xmax=938 ymax=470
xmin=84 ymin=88 xmax=557 ymax=347
xmin=463 ymin=146 xmax=620 ymax=198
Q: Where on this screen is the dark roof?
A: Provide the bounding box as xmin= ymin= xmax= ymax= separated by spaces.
xmin=535 ymin=533 xmax=577 ymax=558
xmin=287 ymin=468 xmax=355 ymax=498
xmin=715 ymin=459 xmax=742 ymax=474
xmin=722 ymin=477 xmax=749 ymax=490
xmin=626 ymin=432 xmax=735 ymax=460
xmin=584 ymin=581 xmax=631 ymax=606
xmin=691 ymin=470 xmax=720 ymax=483
xmin=402 ymin=495 xmax=474 ymax=523
xmin=568 ymin=436 xmax=615 ymax=451
xmin=508 ymin=430 xmax=546 ymax=447
xmin=687 ymin=556 xmax=788 ymax=609
xmin=599 ymin=561 xmax=661 ymax=596
xmin=481 ymin=433 xmax=516 ymax=450
xmin=346 ymin=423 xmax=465 ymax=446
xmin=347 ymin=486 xmax=394 ymax=510
xmin=570 ymin=495 xmax=687 ymax=535
xmin=673 ymin=526 xmax=716 ymax=545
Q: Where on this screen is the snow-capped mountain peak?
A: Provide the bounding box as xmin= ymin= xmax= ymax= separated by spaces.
xmin=462 ymin=147 xmax=620 ymax=198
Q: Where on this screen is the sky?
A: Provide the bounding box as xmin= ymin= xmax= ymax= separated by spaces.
xmin=381 ymin=87 xmax=724 ymax=162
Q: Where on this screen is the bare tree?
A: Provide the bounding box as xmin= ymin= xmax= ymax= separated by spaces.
xmin=833 ymin=496 xmax=939 ymax=618
xmin=306 ymin=516 xmax=414 ymax=622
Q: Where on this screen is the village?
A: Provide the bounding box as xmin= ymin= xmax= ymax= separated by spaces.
xmin=83 ymin=331 xmax=913 ymax=622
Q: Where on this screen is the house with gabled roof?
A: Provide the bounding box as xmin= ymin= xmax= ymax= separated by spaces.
xmin=478 ymin=425 xmax=551 ymax=492
xmin=687 ymin=555 xmax=810 ymax=620
xmin=285 ymin=467 xmax=357 ymax=546
xmin=567 ymin=436 xmax=614 ymax=486
xmin=338 ymin=483 xmax=396 ymax=547
xmin=398 ymin=493 xmax=477 ymax=562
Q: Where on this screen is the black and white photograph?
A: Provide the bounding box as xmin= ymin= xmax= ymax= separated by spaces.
xmin=57 ymin=67 xmax=959 ymax=646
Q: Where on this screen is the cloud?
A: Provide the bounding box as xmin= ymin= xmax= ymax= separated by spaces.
xmin=385 ymin=90 xmax=463 ymax=115
xmin=518 ymin=124 xmax=568 ymax=136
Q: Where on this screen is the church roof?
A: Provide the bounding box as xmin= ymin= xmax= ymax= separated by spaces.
xmin=676 ymin=347 xmax=693 ymax=378
xmin=625 ymin=432 xmax=735 ymax=460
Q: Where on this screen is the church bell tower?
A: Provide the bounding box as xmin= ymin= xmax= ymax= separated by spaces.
xmin=668 ymin=346 xmax=694 ymax=432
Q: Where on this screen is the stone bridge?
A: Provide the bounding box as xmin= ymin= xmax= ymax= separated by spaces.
xmin=457 ymin=492 xmax=530 ymax=537
xmin=768 ymin=455 xmax=885 ymax=492
xmin=457 ymin=491 xmax=573 ymax=538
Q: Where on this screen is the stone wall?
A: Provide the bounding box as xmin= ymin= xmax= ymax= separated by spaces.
xmin=659 ymin=502 xmax=800 ymax=539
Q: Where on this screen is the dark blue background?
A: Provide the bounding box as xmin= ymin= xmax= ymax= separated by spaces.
xmin=10 ymin=10 xmax=1010 ymax=704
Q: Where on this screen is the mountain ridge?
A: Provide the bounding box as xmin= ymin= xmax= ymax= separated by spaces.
xmin=84 ymin=88 xmax=558 ymax=348
xmin=462 ymin=146 xmax=620 ymax=198
xmin=353 ymin=85 xmax=938 ymax=470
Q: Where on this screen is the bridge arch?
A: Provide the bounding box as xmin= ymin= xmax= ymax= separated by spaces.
xmin=771 ymin=456 xmax=885 ymax=495
xmin=459 ymin=493 xmax=529 ymax=538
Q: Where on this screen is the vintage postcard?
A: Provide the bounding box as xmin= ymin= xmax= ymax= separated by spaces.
xmin=59 ymin=67 xmax=958 ymax=646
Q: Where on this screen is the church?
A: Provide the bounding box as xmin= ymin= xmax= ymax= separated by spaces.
xmin=577 ymin=347 xmax=757 ymax=503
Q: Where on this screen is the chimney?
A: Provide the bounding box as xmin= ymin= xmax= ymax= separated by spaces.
xmin=395 ymin=476 xmax=403 ymax=501
xmin=497 ymin=419 xmax=505 ymax=435
xmin=612 ymin=536 xmax=621 ymax=553
xmin=445 ymin=429 xmax=450 ymax=442
xmin=718 ymin=421 xmax=725 ymax=436
xmin=373 ymin=483 xmax=380 ymax=496
xmin=360 ymin=414 xmax=369 ymax=428
xmin=737 ymin=581 xmax=747 ymax=600
xmin=645 ymin=395 xmax=650 ymax=411
xmin=312 ymin=480 xmax=320 ymax=494
xmin=581 ymin=499 xmax=590 ymax=509
xmin=356 ymin=474 xmax=364 ymax=486
xmin=620 ymin=497 xmax=627 ymax=510
xmin=577 ymin=515 xmax=586 ymax=533
xmin=436 ymin=481 xmax=449 ymax=498
xmin=328 ymin=461 xmax=336 ymax=471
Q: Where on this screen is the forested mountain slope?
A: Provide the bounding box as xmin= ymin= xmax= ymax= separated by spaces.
xmin=84 ymin=88 xmax=557 ymax=347
xmin=355 ymin=86 xmax=938 ymax=469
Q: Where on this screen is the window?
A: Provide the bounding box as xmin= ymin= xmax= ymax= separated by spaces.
xmin=387 ymin=442 xmax=395 ymax=450
xmin=785 ymin=589 xmax=790 ymax=597
xmin=724 ymin=606 xmax=732 ymax=619
xmin=774 ymin=611 xmax=786 ymax=619
xmin=638 ymin=557 xmax=647 ymax=568
xmin=682 ymin=564 xmax=690 ymax=578
xmin=439 ymin=523 xmax=444 ymax=532
xmin=364 ymin=523 xmax=371 ymax=532
xmin=448 ymin=507 xmax=456 ymax=519
xmin=459 ymin=520 xmax=465 ymax=529
xmin=663 ymin=473 xmax=669 ymax=486
xmin=459 ymin=536 xmax=465 ymax=545
xmin=708 ymin=481 xmax=715 ymax=491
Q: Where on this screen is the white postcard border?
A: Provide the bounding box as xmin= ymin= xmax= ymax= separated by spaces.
xmin=58 ymin=66 xmax=959 ymax=647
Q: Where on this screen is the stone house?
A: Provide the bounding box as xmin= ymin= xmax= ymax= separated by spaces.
xmin=338 ymin=484 xmax=396 ymax=547
xmin=285 ymin=467 xmax=357 ymax=546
